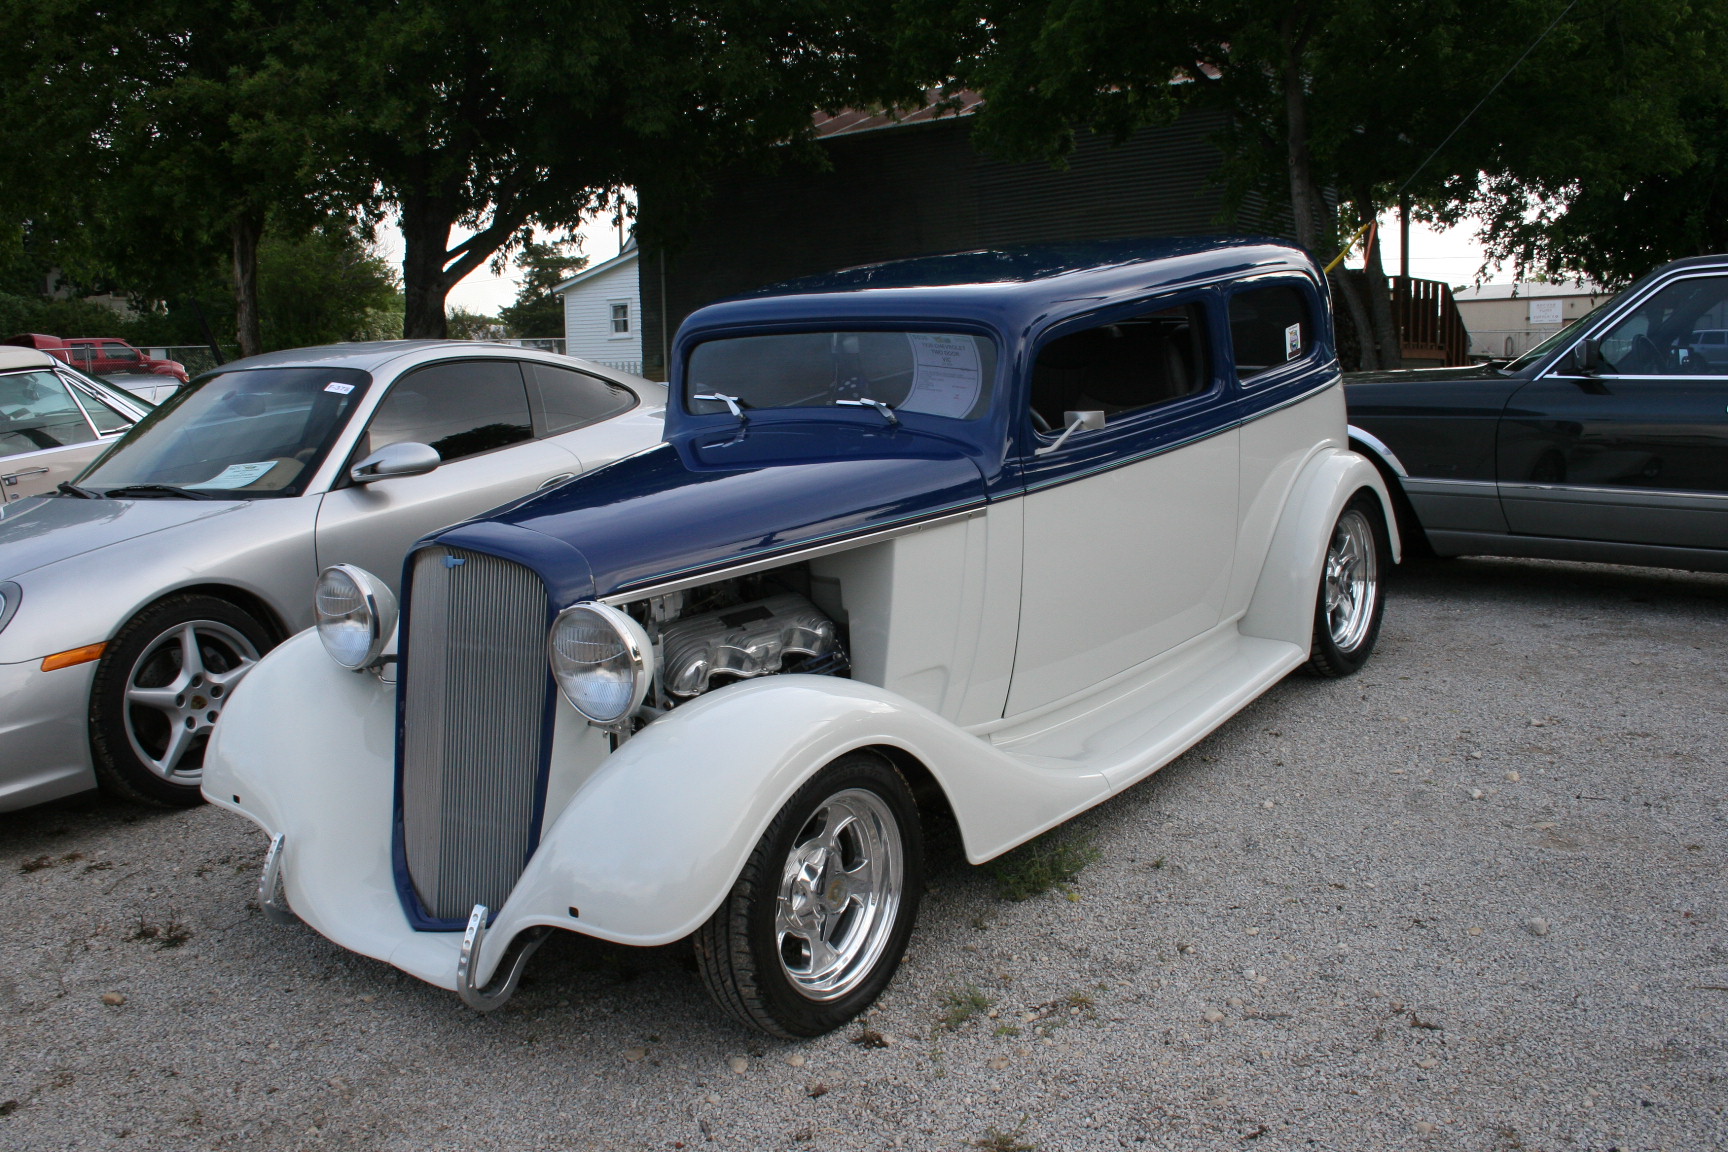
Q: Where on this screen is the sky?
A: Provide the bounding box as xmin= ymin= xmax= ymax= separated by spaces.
xmin=377 ymin=207 xmax=1508 ymax=317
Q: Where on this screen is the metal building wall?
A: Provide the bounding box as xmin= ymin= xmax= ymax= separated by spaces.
xmin=641 ymin=106 xmax=1274 ymax=379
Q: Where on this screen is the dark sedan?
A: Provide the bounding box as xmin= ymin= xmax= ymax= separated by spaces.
xmin=1346 ymin=254 xmax=1728 ymax=573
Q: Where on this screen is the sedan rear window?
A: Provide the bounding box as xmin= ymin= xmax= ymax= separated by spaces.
xmin=686 ymin=331 xmax=996 ymax=421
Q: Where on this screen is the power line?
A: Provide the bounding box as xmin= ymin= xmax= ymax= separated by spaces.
xmin=1396 ymin=0 xmax=1580 ymax=199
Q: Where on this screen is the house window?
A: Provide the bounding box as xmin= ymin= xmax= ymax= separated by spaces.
xmin=609 ymin=301 xmax=631 ymax=337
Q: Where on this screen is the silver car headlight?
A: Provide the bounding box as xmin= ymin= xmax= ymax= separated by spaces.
xmin=547 ymin=602 xmax=651 ymax=725
xmin=313 ymin=565 xmax=398 ymax=671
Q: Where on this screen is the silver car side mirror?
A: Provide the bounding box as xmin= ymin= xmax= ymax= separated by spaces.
xmin=1034 ymin=410 xmax=1106 ymax=456
xmin=350 ymin=441 xmax=441 ymax=484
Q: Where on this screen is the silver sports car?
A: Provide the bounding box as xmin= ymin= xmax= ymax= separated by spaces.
xmin=0 ymin=341 xmax=665 ymax=811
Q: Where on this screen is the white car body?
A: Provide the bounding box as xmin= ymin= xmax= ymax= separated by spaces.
xmin=204 ymin=241 xmax=1398 ymax=1024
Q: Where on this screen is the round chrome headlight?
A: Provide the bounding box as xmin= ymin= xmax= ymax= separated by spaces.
xmin=313 ymin=564 xmax=398 ymax=670
xmin=547 ymin=602 xmax=652 ymax=724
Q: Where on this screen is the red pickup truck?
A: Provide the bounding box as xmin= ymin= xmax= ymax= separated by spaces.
xmin=3 ymin=334 xmax=188 ymax=383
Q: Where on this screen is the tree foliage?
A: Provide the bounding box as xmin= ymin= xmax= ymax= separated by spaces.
xmin=497 ymin=239 xmax=589 ymax=338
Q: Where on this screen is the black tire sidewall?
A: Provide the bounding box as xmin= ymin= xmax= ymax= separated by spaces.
xmin=741 ymin=752 xmax=925 ymax=1037
xmin=89 ymin=594 xmax=273 ymax=807
xmin=1307 ymin=493 xmax=1388 ymax=678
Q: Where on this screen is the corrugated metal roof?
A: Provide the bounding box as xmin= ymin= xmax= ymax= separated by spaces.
xmin=812 ymin=89 xmax=984 ymax=139
xmin=1454 ymin=281 xmax=1604 ymax=301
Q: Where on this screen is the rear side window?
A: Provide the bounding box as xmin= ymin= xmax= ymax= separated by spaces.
xmin=366 ymin=360 xmax=533 ymax=463
xmin=525 ymin=362 xmax=634 ymax=436
xmin=1230 ymin=284 xmax=1311 ymax=380
xmin=69 ymin=381 xmax=133 ymax=433
xmin=1030 ymin=303 xmax=1208 ymax=429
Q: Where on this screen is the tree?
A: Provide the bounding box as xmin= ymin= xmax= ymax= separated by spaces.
xmin=938 ymin=0 xmax=1728 ymax=366
xmin=269 ymin=0 xmax=929 ymax=337
xmin=497 ymin=239 xmax=588 ymax=338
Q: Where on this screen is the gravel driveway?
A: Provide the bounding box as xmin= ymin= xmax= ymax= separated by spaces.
xmin=2 ymin=556 xmax=1724 ymax=1152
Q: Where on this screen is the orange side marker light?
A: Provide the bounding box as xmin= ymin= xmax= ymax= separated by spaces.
xmin=41 ymin=642 xmax=107 ymax=672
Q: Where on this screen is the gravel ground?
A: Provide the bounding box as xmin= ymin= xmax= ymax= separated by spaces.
xmin=2 ymin=556 xmax=1725 ymax=1152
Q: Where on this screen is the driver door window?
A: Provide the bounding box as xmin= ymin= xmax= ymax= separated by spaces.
xmin=1596 ymin=277 xmax=1728 ymax=374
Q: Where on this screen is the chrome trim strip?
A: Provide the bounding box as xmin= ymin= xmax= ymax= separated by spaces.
xmin=601 ymin=504 xmax=986 ymax=605
xmin=1499 ymin=481 xmax=1728 ymax=503
xmin=1346 ymin=425 xmax=1409 ymax=477
xmin=1403 ymin=477 xmax=1498 ymax=491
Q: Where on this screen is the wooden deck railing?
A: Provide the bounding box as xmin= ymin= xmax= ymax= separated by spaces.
xmin=1391 ymin=276 xmax=1470 ymax=366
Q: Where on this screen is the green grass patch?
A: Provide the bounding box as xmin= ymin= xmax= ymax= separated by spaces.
xmin=986 ymin=834 xmax=1102 ymax=901
xmin=938 ymin=983 xmax=993 ymax=1029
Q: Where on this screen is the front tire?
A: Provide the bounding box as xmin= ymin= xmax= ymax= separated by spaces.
xmin=694 ymin=751 xmax=924 ymax=1037
xmin=1305 ymin=494 xmax=1386 ymax=677
xmin=89 ymin=594 xmax=271 ymax=806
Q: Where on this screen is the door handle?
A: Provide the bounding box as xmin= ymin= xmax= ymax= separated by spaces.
xmin=537 ymin=473 xmax=576 ymax=490
xmin=1 ymin=468 xmax=50 ymax=486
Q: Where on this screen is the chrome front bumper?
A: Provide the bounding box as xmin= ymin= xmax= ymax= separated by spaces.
xmin=0 ymin=658 xmax=98 ymax=811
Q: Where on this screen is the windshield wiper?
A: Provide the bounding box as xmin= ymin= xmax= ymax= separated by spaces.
xmin=102 ymin=484 xmax=222 ymax=501
xmin=55 ymin=481 xmax=100 ymax=499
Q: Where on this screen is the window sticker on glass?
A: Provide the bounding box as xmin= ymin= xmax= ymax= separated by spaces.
xmin=190 ymin=460 xmax=279 ymax=489
xmin=1285 ymin=323 xmax=1303 ymax=361
xmin=324 ymin=382 xmax=356 ymax=394
xmin=900 ymin=333 xmax=982 ymax=418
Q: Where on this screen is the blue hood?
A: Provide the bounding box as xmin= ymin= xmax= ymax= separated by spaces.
xmin=431 ymin=424 xmax=989 ymax=604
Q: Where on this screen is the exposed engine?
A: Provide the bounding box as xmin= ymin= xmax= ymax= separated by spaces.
xmin=629 ymin=568 xmax=849 ymax=710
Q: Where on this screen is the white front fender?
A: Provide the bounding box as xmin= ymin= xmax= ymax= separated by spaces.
xmin=517 ymin=676 xmax=1110 ymax=947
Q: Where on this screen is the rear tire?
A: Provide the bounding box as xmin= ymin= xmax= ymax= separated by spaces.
xmin=694 ymin=751 xmax=923 ymax=1037
xmin=1305 ymin=494 xmax=1387 ymax=678
xmin=89 ymin=594 xmax=272 ymax=807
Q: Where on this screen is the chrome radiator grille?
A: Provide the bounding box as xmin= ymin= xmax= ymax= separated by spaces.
xmin=401 ymin=546 xmax=550 ymax=922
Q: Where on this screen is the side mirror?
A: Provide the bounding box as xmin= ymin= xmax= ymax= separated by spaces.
xmin=1573 ymin=337 xmax=1602 ymax=375
xmin=350 ymin=441 xmax=440 ymax=484
xmin=1034 ymin=409 xmax=1107 ymax=456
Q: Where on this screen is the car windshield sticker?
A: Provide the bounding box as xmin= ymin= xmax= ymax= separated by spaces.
xmin=324 ymin=381 xmax=355 ymax=394
xmin=189 ymin=460 xmax=278 ymax=489
xmin=900 ymin=334 xmax=981 ymax=418
xmin=1285 ymin=323 xmax=1303 ymax=361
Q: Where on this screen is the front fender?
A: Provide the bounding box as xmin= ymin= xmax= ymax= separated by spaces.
xmin=517 ymin=676 xmax=1109 ymax=947
xmin=1239 ymin=447 xmax=1399 ymax=649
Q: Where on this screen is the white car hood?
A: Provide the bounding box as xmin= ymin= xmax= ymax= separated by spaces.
xmin=0 ymin=495 xmax=249 ymax=581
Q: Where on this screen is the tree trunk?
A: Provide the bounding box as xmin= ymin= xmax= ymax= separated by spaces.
xmin=1328 ymin=269 xmax=1378 ymax=371
xmin=1357 ymin=195 xmax=1404 ymax=368
xmin=230 ymin=211 xmax=264 ymax=358
xmin=401 ymin=194 xmax=455 ymax=339
xmin=1280 ymin=21 xmax=1325 ymax=253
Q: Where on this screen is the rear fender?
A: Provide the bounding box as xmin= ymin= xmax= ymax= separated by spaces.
xmin=1239 ymin=447 xmax=1399 ymax=649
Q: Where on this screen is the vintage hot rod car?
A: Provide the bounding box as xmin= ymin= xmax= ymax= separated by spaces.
xmin=205 ymin=238 xmax=1398 ymax=1037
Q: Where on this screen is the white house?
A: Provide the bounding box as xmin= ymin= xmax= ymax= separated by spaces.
xmin=1453 ymin=281 xmax=1613 ymax=361
xmin=555 ymin=236 xmax=642 ymax=375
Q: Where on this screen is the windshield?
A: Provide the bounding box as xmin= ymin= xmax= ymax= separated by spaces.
xmin=80 ymin=366 xmax=370 ymax=498
xmin=1503 ymin=298 xmax=1614 ymax=372
xmin=686 ymin=331 xmax=996 ymax=421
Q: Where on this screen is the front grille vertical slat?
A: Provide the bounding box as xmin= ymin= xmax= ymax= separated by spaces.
xmin=401 ymin=547 xmax=549 ymax=922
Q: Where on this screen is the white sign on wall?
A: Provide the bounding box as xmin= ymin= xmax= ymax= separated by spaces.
xmin=1528 ymin=299 xmax=1564 ymax=325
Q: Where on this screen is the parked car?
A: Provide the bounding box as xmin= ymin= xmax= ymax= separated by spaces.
xmin=1347 ymin=254 xmax=1728 ymax=573
xmin=4 ymin=334 xmax=189 ymax=388
xmin=203 ymin=238 xmax=1398 ymax=1037
xmin=1 ymin=345 xmax=152 ymax=502
xmin=0 ymin=341 xmax=665 ymax=812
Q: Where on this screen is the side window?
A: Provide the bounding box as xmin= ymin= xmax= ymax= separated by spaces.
xmin=1030 ymin=303 xmax=1208 ymax=430
xmin=1598 ymin=276 xmax=1728 ymax=374
xmin=1229 ymin=284 xmax=1312 ymax=380
xmin=524 ymin=362 xmax=634 ymax=436
xmin=105 ymin=343 xmax=140 ymax=362
xmin=0 ymin=370 xmax=96 ymax=450
xmin=68 ymin=381 xmax=133 ymax=434
xmin=364 ymin=360 xmax=533 ymax=463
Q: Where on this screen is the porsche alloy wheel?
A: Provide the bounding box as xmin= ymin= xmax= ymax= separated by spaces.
xmin=1306 ymin=496 xmax=1386 ymax=677
xmin=90 ymin=595 xmax=271 ymax=806
xmin=694 ymin=751 xmax=923 ymax=1037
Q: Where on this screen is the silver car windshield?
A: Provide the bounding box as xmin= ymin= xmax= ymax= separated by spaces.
xmin=80 ymin=367 xmax=371 ymax=498
xmin=686 ymin=331 xmax=996 ymax=421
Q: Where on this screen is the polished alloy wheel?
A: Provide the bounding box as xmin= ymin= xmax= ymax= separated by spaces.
xmin=1322 ymin=508 xmax=1380 ymax=654
xmin=122 ymin=620 xmax=260 ymax=783
xmin=774 ymin=787 xmax=904 ymax=1001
